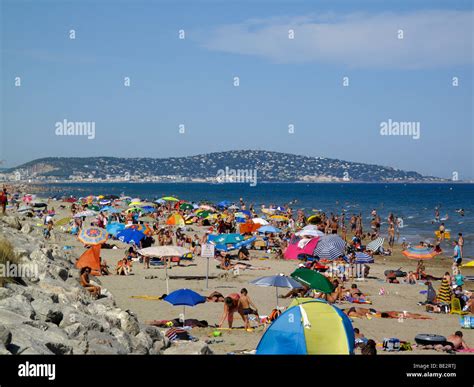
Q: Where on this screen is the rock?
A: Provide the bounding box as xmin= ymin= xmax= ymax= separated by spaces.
xmin=63 ymin=323 xmax=85 ymax=339
xmin=59 ymin=307 xmax=108 ymax=332
xmin=117 ymin=310 xmax=140 ymax=336
xmin=0 ymin=287 xmax=13 ymax=300
xmin=31 ymin=299 xmax=63 ymax=325
xmin=0 ymin=343 xmax=11 ymax=355
xmin=132 ymin=331 xmax=153 ymax=354
xmin=21 ymin=223 xmax=32 ymax=234
xmin=1 ymin=215 xmax=22 ymax=230
xmin=7 ymin=321 xmax=70 ymax=355
xmin=45 ymin=342 xmax=73 ymax=355
xmin=142 ymin=325 xmax=164 ymax=343
xmin=0 ymin=325 xmax=12 ymax=346
xmin=163 ymin=341 xmax=213 ymax=355
xmin=110 ymin=328 xmax=133 ymax=353
xmin=0 ymin=294 xmax=36 ymax=319
xmin=83 ymin=331 xmax=128 ymax=355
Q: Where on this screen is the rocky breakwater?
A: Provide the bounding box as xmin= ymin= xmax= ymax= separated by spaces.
xmin=0 ymin=214 xmax=212 ymax=355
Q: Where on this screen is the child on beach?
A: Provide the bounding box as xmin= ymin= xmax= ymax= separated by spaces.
xmin=238 ymin=288 xmax=260 ymax=329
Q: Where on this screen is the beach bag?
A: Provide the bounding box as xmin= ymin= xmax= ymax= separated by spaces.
xmin=383 ymin=338 xmax=400 ymax=352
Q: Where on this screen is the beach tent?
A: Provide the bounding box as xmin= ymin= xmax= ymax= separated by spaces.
xmin=284 ymin=237 xmax=320 ymax=260
xmin=166 ymin=213 xmax=185 ymax=226
xmin=76 ymin=244 xmax=102 ymax=276
xmin=256 ymin=299 xmax=354 ymax=355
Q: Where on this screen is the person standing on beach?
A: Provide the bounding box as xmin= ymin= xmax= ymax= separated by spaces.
xmin=0 ymin=187 xmax=8 ymax=215
xmin=388 ymin=223 xmax=395 ymax=248
xmin=458 ymin=233 xmax=464 ymax=258
xmin=238 ymin=288 xmax=259 ymax=329
xmin=452 ymin=241 xmax=462 ymax=266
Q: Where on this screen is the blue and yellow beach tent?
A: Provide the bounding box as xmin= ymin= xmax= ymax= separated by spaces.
xmin=256 ymin=299 xmax=354 ymax=355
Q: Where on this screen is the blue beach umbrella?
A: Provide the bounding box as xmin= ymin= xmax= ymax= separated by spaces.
xmin=258 ymin=225 xmax=281 ymax=234
xmin=343 ymin=252 xmax=374 ymax=264
xmin=106 ymin=222 xmax=126 ymax=236
xmin=164 ymin=289 xmax=206 ymax=326
xmin=117 ymin=228 xmax=146 ymax=244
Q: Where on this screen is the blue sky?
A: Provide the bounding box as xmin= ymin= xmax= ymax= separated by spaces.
xmin=1 ymin=0 xmax=473 ymax=179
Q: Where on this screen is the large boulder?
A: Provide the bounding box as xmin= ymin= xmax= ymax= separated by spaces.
xmin=1 ymin=215 xmax=22 ymax=230
xmin=83 ymin=331 xmax=128 ymax=355
xmin=0 ymin=294 xmax=36 ymax=319
xmin=31 ymin=299 xmax=63 ymax=325
xmin=132 ymin=331 xmax=154 ymax=354
xmin=163 ymin=341 xmax=213 ymax=355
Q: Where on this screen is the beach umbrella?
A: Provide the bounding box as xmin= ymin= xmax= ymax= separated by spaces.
xmin=129 ymin=201 xmax=144 ymax=207
xmin=138 ymin=246 xmax=190 ymax=257
xmin=262 ymin=208 xmax=276 ymax=215
xmin=78 ymin=227 xmax=108 ymax=246
xmin=366 ymin=237 xmax=384 ymax=253
xmin=214 ymin=236 xmax=257 ymax=252
xmin=196 ymin=210 xmax=210 ymax=219
xmin=462 ymin=260 xmax=474 ymax=268
xmin=251 ymin=218 xmax=269 ymax=225
xmin=256 ymin=299 xmax=354 ymax=355
xmin=313 ymin=235 xmax=346 ymax=260
xmin=139 ymin=206 xmax=155 ymax=214
xmin=73 ymin=210 xmax=97 ymax=218
xmin=154 ymin=199 xmax=166 ymax=204
xmin=258 ymin=225 xmax=281 ymax=234
xmin=179 ymin=203 xmax=194 ymax=210
xmin=138 ymin=246 xmax=191 ymax=294
xmin=228 ymin=204 xmax=239 ymax=210
xmin=217 ymin=200 xmax=231 ymax=208
xmin=164 ymin=289 xmax=206 ymax=327
xmin=199 ymin=204 xmax=216 ymax=212
xmin=128 ymin=223 xmax=153 ymax=236
xmin=402 ymin=246 xmax=440 ymax=260
xmin=208 ymin=233 xmax=244 ymax=245
xmin=250 ymin=274 xmax=303 ymax=307
xmin=166 ymin=213 xmax=185 ymax=226
xmin=106 ymin=222 xmax=126 ymax=236
xmin=160 ymin=196 xmax=179 ymax=202
xmin=343 ymin=252 xmax=374 ymax=264
xmin=296 ymin=229 xmax=325 ymax=237
xmin=117 ymin=228 xmax=146 ymax=244
xmin=291 ymin=268 xmax=334 ymax=294
xmin=99 ymin=199 xmax=111 ymax=206
xmin=270 ymin=215 xmax=289 ymax=221
xmin=307 ymin=214 xmax=322 ymax=225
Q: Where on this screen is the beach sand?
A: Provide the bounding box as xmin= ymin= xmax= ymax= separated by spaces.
xmin=35 ymin=199 xmax=473 ymax=356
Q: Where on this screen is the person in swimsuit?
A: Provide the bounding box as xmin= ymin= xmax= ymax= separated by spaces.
xmin=434 ymin=331 xmax=470 ymax=352
xmin=238 ymin=288 xmax=260 ymax=329
xmin=80 ymin=267 xmax=101 ymax=298
xmin=218 ymin=293 xmax=245 ymax=328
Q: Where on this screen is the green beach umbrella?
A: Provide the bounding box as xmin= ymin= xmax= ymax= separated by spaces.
xmin=179 ymin=203 xmax=194 ymax=210
xmin=291 ymin=268 xmax=334 ymax=294
xmin=196 ymin=210 xmax=210 ymax=218
xmin=88 ymin=204 xmax=100 ymax=211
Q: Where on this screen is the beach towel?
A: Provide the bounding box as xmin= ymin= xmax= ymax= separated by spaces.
xmin=345 ymin=296 xmax=372 ymax=304
xmin=437 ymin=279 xmax=452 ymax=304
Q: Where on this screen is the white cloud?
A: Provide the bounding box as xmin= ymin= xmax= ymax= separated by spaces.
xmin=197 ymin=10 xmax=473 ymax=69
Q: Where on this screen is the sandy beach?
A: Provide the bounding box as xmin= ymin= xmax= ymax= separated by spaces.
xmin=23 ymin=198 xmax=472 ymax=355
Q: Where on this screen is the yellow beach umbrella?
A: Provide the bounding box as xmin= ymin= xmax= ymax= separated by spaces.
xmin=161 ymin=196 xmax=179 ymax=202
xmin=270 ymin=215 xmax=289 ymax=221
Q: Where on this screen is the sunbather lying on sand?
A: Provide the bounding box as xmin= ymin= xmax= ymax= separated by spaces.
xmin=207 ymin=291 xmax=225 ymax=302
xmin=343 ymin=307 xmax=432 ymax=319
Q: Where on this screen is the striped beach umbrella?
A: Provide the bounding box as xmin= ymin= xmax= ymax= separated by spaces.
xmin=402 ymin=246 xmax=439 ymax=260
xmin=73 ymin=210 xmax=97 ymax=218
xmin=366 ymin=237 xmax=384 ymax=253
xmin=313 ymin=235 xmax=346 ymax=260
xmin=78 ymin=227 xmax=108 ymax=245
xmin=344 ymin=252 xmax=374 ymax=264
